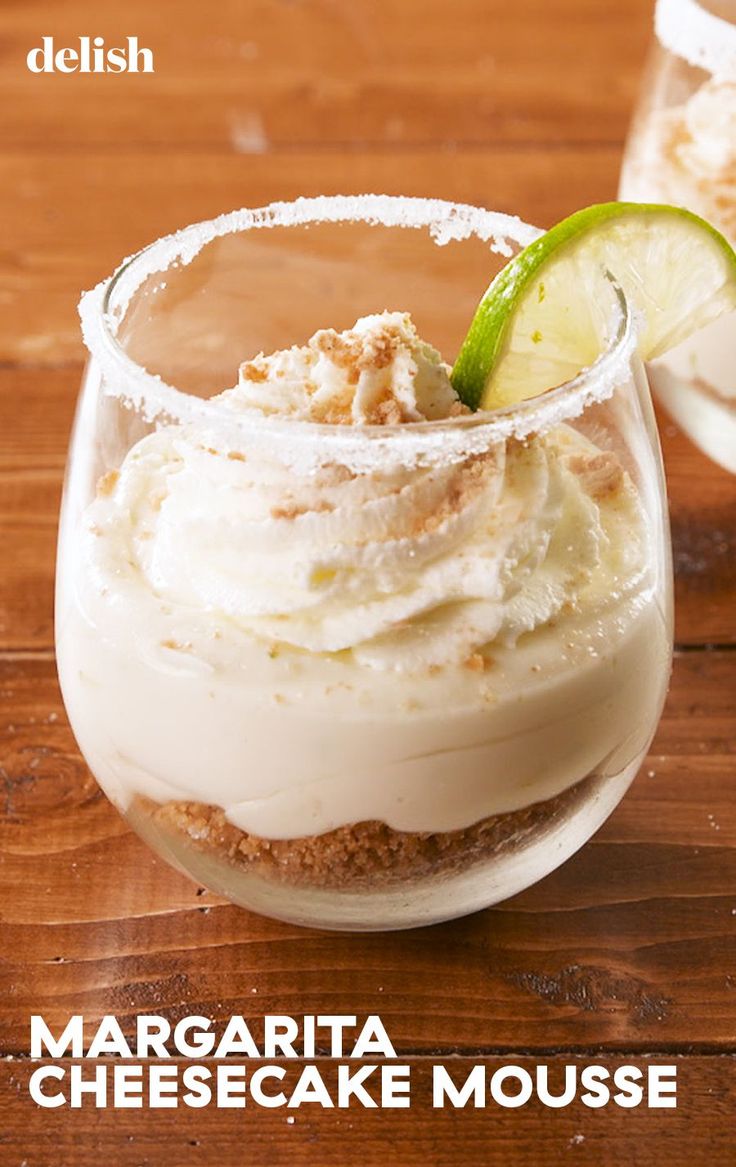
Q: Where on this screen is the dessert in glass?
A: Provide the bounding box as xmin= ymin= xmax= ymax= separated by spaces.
xmin=620 ymin=0 xmax=736 ymax=472
xmin=56 ymin=196 xmax=674 ymax=930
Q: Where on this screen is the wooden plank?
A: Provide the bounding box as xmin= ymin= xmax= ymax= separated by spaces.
xmin=0 ymin=367 xmax=77 ymax=472
xmin=0 ymin=0 xmax=651 ymax=148
xmin=0 ymin=367 xmax=74 ymax=649
xmin=0 ymin=1056 xmax=733 ymax=1166
xmin=0 ymin=469 xmax=60 ymax=650
xmin=1 ymin=652 xmax=734 ymax=1053
xmin=658 ymin=410 xmax=736 ymax=648
xmin=0 ymin=147 xmax=625 ymax=366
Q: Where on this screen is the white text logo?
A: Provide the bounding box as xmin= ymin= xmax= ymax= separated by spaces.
xmin=27 ymin=36 xmax=154 ymax=74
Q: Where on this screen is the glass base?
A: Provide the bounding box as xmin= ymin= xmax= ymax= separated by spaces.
xmin=123 ymin=760 xmax=641 ymax=932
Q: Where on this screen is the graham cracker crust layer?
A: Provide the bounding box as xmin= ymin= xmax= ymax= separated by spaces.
xmin=139 ymin=772 xmax=600 ymax=891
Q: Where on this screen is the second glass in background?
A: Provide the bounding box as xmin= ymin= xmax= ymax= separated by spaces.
xmin=620 ymin=0 xmax=736 ymax=473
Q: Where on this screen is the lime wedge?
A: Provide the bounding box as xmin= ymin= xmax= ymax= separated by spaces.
xmin=451 ymin=202 xmax=736 ymax=410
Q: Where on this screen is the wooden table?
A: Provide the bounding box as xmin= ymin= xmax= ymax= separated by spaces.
xmin=1 ymin=2 xmax=734 ymax=1162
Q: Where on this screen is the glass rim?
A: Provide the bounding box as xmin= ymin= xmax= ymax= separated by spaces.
xmin=78 ymin=194 xmax=638 ymax=470
xmin=655 ymin=0 xmax=736 ymax=76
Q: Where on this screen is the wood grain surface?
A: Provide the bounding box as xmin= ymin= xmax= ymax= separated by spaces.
xmin=1 ymin=0 xmax=735 ymax=1163
xmin=0 ymin=1 xmax=650 ymax=148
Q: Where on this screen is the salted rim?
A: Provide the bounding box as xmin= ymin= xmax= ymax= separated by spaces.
xmin=655 ymin=0 xmax=736 ymax=76
xmin=78 ymin=194 xmax=637 ymax=472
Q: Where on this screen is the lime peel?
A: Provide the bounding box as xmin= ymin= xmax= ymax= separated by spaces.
xmin=451 ymin=201 xmax=736 ymax=412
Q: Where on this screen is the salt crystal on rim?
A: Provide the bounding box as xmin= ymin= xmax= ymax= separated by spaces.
xmin=656 ymin=0 xmax=736 ymax=78
xmin=78 ymin=194 xmax=637 ymax=474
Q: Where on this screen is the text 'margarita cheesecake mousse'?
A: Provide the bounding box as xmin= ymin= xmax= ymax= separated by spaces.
xmin=620 ymin=0 xmax=736 ymax=472
xmin=56 ymin=195 xmax=736 ymax=929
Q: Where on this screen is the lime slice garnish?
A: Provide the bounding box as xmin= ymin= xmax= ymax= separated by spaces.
xmin=451 ymin=202 xmax=736 ymax=410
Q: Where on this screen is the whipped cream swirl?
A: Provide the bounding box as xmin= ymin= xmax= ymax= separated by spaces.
xmin=84 ymin=313 xmax=641 ymax=673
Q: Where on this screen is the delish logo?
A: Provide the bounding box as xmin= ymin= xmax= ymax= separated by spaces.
xmin=27 ymin=36 xmax=154 ymax=74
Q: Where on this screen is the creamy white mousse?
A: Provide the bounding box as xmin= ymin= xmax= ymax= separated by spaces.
xmin=56 ymin=313 xmax=669 ymax=840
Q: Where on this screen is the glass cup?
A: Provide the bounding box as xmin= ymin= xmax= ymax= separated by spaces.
xmin=619 ymin=0 xmax=736 ymax=472
xmin=56 ymin=196 xmax=673 ymax=931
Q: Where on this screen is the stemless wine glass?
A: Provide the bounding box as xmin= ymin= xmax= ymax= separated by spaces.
xmin=620 ymin=0 xmax=736 ymax=472
xmin=56 ymin=196 xmax=673 ymax=931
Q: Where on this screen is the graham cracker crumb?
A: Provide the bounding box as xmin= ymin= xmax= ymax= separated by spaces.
xmin=448 ymin=400 xmax=472 ymax=417
xmin=364 ymin=392 xmax=405 ymax=427
xmin=97 ymin=470 xmax=119 ymax=497
xmin=240 ymin=359 xmax=269 ymax=383
xmin=356 ymin=323 xmax=404 ymax=372
xmin=412 ymin=453 xmax=498 ymax=538
xmin=463 ymin=652 xmax=487 ymax=673
xmin=271 ymin=503 xmax=305 ymax=520
xmin=319 ymin=463 xmax=355 ymax=486
xmin=565 ymin=450 xmax=624 ymax=500
xmin=271 ymin=499 xmax=334 ymax=520
xmin=139 ymin=772 xmax=600 ymax=891
xmin=313 ymin=331 xmax=356 ymax=369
